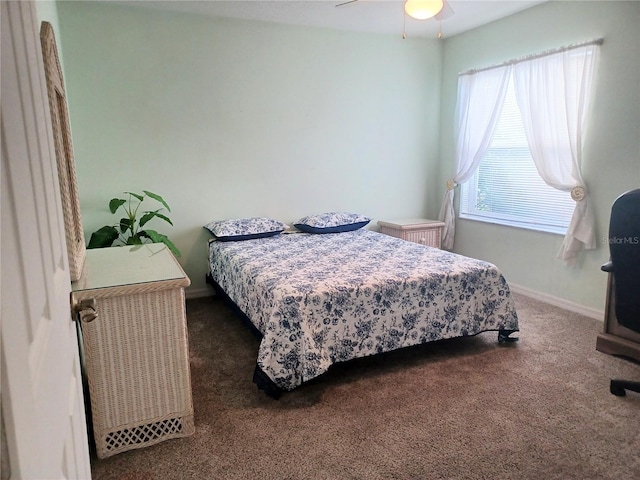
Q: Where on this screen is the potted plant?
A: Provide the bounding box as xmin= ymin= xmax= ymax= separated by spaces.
xmin=87 ymin=190 xmax=180 ymax=256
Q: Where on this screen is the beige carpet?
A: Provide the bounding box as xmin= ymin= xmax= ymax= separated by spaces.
xmin=90 ymin=293 xmax=640 ymax=480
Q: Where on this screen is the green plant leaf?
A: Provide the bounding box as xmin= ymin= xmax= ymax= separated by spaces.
xmin=140 ymin=229 xmax=181 ymax=257
xmin=125 ymin=191 xmax=144 ymax=202
xmin=87 ymin=226 xmax=119 ymax=248
xmin=153 ymin=212 xmax=173 ymax=226
xmin=140 ymin=210 xmax=173 ymax=228
xmin=127 ymin=234 xmax=143 ymax=245
xmin=143 ymin=190 xmax=171 ymax=212
xmin=109 ymin=198 xmax=126 ymax=214
xmin=139 ymin=211 xmax=155 ymax=228
xmin=119 ymin=217 xmax=133 ymax=233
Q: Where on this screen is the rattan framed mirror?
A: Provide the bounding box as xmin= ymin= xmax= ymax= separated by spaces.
xmin=40 ymin=21 xmax=86 ymax=281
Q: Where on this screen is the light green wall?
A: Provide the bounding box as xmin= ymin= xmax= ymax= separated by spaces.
xmin=55 ymin=1 xmax=639 ymax=310
xmin=56 ymin=1 xmax=442 ymax=296
xmin=438 ymin=1 xmax=640 ymax=312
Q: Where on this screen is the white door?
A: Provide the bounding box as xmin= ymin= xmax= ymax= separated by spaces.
xmin=1 ymin=1 xmax=92 ymax=478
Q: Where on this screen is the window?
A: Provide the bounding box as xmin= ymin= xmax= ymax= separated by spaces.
xmin=440 ymin=40 xmax=600 ymax=256
xmin=459 ymin=79 xmax=575 ymax=235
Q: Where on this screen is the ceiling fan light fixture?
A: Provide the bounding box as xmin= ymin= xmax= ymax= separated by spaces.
xmin=404 ymin=0 xmax=444 ymax=20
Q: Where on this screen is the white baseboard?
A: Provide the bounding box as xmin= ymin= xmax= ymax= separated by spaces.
xmin=185 ymin=286 xmax=216 ymax=300
xmin=509 ymin=283 xmax=604 ymax=321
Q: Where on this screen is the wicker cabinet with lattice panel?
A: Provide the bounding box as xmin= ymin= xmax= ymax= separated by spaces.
xmin=71 ymin=244 xmax=194 ymax=458
xmin=377 ymin=218 xmax=445 ymax=249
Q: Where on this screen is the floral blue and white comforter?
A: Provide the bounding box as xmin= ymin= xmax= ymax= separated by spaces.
xmin=208 ymin=229 xmax=519 ymax=391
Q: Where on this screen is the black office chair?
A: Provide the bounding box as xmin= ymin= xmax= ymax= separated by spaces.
xmin=601 ymin=188 xmax=640 ymax=396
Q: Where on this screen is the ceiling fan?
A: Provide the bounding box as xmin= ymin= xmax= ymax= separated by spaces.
xmin=336 ymin=0 xmax=455 ymax=38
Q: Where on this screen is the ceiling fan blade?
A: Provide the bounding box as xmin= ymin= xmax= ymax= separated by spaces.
xmin=435 ymin=1 xmax=455 ymax=20
xmin=335 ymin=0 xmax=359 ymax=7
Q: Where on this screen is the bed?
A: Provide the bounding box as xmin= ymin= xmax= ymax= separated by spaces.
xmin=206 ymin=224 xmax=519 ymax=397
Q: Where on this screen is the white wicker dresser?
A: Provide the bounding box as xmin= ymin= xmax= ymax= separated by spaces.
xmin=377 ymin=218 xmax=445 ymax=249
xmin=72 ymin=244 xmax=194 ymax=458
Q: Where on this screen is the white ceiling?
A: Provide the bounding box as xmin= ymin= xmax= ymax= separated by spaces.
xmin=117 ymin=0 xmax=549 ymax=39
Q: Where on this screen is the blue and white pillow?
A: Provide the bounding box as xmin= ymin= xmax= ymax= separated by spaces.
xmin=204 ymin=217 xmax=287 ymax=242
xmin=294 ymin=212 xmax=370 ymax=234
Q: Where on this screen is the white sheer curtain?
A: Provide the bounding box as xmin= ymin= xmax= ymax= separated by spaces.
xmin=438 ymin=66 xmax=511 ymax=249
xmin=512 ymin=43 xmax=600 ymax=260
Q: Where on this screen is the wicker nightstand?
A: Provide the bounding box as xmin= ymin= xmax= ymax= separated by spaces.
xmin=72 ymin=244 xmax=194 ymax=458
xmin=377 ymin=218 xmax=445 ymax=249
